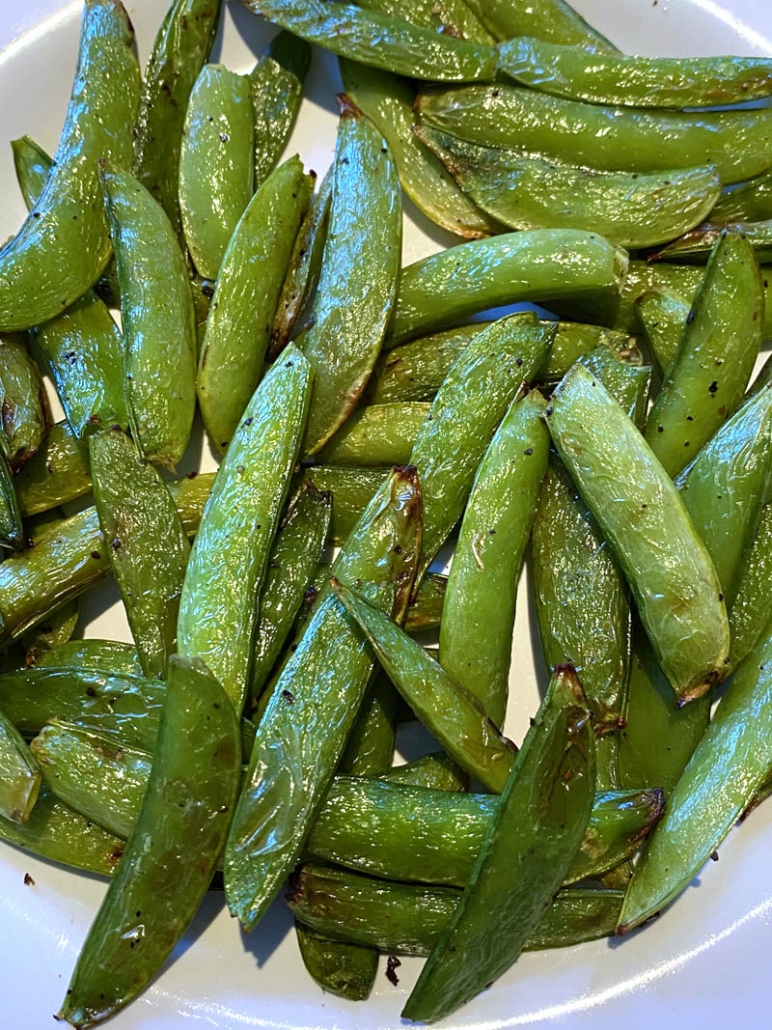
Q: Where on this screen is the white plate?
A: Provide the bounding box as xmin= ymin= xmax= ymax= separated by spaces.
xmin=1 ymin=2 xmax=772 ymax=1027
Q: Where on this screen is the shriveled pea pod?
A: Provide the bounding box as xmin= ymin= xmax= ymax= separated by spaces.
xmin=658 ymin=219 xmax=772 ymax=264
xmin=711 ymin=170 xmax=772 ymax=225
xmin=198 ymin=158 xmax=313 ymax=451
xmin=36 ymin=639 xmax=141 ymax=675
xmin=356 ymin=0 xmax=492 ymax=39
xmin=243 ymin=0 xmax=499 ymax=81
xmin=0 ymin=333 xmax=48 ymax=473
xmin=332 ymin=580 xmax=516 ymax=792
xmin=463 ymin=0 xmax=616 ymax=50
xmin=730 ymin=503 xmax=772 ymax=672
xmin=224 ymin=466 xmax=422 ymax=932
xmin=179 ymin=346 xmax=311 ymax=711
xmin=645 ymin=232 xmax=763 ymax=478
xmin=368 ymin=324 xmax=486 ymax=403
xmin=416 ymin=85 xmax=772 ymax=187
xmin=251 ymin=32 xmax=310 ymax=188
xmin=301 ymin=101 xmax=401 ymax=455
xmin=498 ymin=37 xmax=772 ymax=108
xmin=0 ymin=0 xmax=140 ymax=332
xmin=16 ymin=421 xmax=91 ymax=517
xmin=317 ymin=402 xmax=429 ymax=467
xmin=388 ymin=229 xmax=626 ymax=346
xmin=103 ymin=168 xmax=197 ymax=470
xmin=403 ymin=666 xmax=595 ymax=1023
xmin=547 ymin=363 xmax=730 ymax=705
xmin=58 ymin=655 xmax=241 ymax=1029
xmin=11 ymin=136 xmax=51 ymax=208
xmin=635 ymin=289 xmax=690 ymax=376
xmin=440 ymin=390 xmax=548 ymax=725
xmin=416 ymin=125 xmax=720 ymax=251
xmin=381 ymin=752 xmax=467 ymax=791
xmin=295 ymin=924 xmax=376 ymax=1002
xmin=339 ymin=60 xmax=500 ymax=241
xmin=404 ymin=572 xmax=446 ymax=634
xmin=0 ymin=709 xmax=41 ymax=823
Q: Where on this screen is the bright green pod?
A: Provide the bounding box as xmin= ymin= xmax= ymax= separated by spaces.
xmin=417 ymin=125 xmax=720 ymax=251
xmin=402 ymin=666 xmax=595 ymax=1023
xmin=416 ymin=84 xmax=772 ymax=187
xmin=58 ymin=656 xmax=241 ymax=1029
xmin=243 ymin=0 xmax=498 ymax=81
xmin=579 ymin=346 xmax=652 ymax=431
xmin=730 ymin=502 xmax=772 ymax=671
xmin=103 ymin=168 xmax=197 ymax=470
xmin=368 ymin=324 xmax=486 ymax=403
xmin=11 ymin=136 xmax=51 ymax=208
xmin=19 ymin=530 xmax=79 ymax=664
xmin=463 ymin=0 xmax=615 ymax=49
xmin=339 ymin=672 xmax=399 ymax=776
xmin=90 ymin=429 xmax=191 ymax=680
xmin=317 ymin=402 xmax=429 ymax=467
xmin=381 ymin=752 xmax=467 ymax=791
xmin=16 ymin=421 xmax=91 ymax=517
xmin=542 ymin=324 xmax=641 ymax=383
xmin=644 ymin=232 xmax=763 ymax=478
xmin=356 ymin=0 xmax=492 ymax=39
xmin=547 ymin=363 xmax=729 ymax=705
xmin=658 ymin=219 xmax=772 ymax=264
xmin=404 ymin=572 xmax=446 ymax=634
xmin=0 ymin=0 xmax=140 ymax=332
xmin=0 ymin=709 xmax=41 ymax=823
xmin=0 ymin=333 xmax=49 ymax=473
xmin=224 ymin=466 xmax=422 ymax=932
xmin=198 ymin=158 xmax=313 ymax=451
xmin=303 ymin=465 xmax=386 ymax=544
xmin=339 ymin=60 xmax=500 ymax=240
xmin=295 ymin=923 xmax=377 ymax=1001
xmin=301 ymin=103 xmax=401 ymax=455
xmin=711 ymin=170 xmax=772 ymax=224
xmin=440 ymin=390 xmax=548 ymax=725
xmin=635 ymin=289 xmax=690 ymax=375
xmin=36 ymin=639 xmax=141 ymax=675
xmin=498 ymin=37 xmax=772 ymax=108
xmin=251 ymin=32 xmax=311 ymax=187
xmin=389 ymin=229 xmax=626 ymax=345
xmin=179 ymin=346 xmax=311 ymax=711
xmin=179 ymin=65 xmax=255 ymax=280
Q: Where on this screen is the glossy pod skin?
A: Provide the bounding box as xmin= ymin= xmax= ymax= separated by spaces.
xmin=635 ymin=289 xmax=690 ymax=375
xmin=0 ymin=709 xmax=41 ymax=823
xmin=368 ymin=324 xmax=485 ymax=402
xmin=658 ymin=219 xmax=772 ymax=264
xmin=382 ymin=752 xmax=467 ymax=791
xmin=294 ymin=924 xmax=377 ymax=1002
xmin=242 ymin=0 xmax=499 ymax=82
xmin=463 ymin=0 xmax=616 ymax=49
xmin=179 ymin=65 xmax=255 ymax=280
xmin=37 ymin=639 xmax=141 ymax=675
xmin=58 ymin=656 xmax=241 ymax=1030
xmin=11 ymin=135 xmax=51 ymax=207
xmin=317 ymin=402 xmax=429 ymax=467
xmin=416 ymin=85 xmax=772 ymax=187
xmin=103 ymin=168 xmax=197 ymax=470
xmin=0 ymin=458 xmax=23 ymax=550
xmin=197 ymin=158 xmax=312 ymax=451
xmin=178 ymin=346 xmax=312 ymax=711
xmin=356 ymin=0 xmax=492 ymax=39
xmin=0 ymin=0 xmax=140 ymax=331
xmin=0 ymin=333 xmax=49 ymax=472
xmin=303 ymin=465 xmax=386 ymax=544
xmin=711 ymin=170 xmax=772 ymax=224
xmin=440 ymin=390 xmax=549 ymax=726
xmin=547 ymin=363 xmax=730 ymax=705
xmin=90 ymin=429 xmax=191 ymax=680
xmin=338 ymin=672 xmax=399 ymax=776
xmin=251 ymin=32 xmax=310 ymax=188
xmin=416 ymin=125 xmax=720 ymax=251
xmin=730 ymin=503 xmax=772 ymax=671
xmin=338 ymin=60 xmax=500 ymax=240
xmin=388 ymin=230 xmax=626 ymax=346
xmin=301 ymin=102 xmax=401 ymax=455
xmin=404 ymin=572 xmax=446 ymax=634
xmin=16 ymin=421 xmax=92 ymax=517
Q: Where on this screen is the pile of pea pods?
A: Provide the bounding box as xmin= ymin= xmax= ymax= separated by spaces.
xmin=0 ymin=0 xmax=772 ymax=1023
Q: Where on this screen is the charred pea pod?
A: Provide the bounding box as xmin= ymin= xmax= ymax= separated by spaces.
xmin=657 ymin=218 xmax=772 ymax=264
xmin=463 ymin=0 xmax=616 ymax=50
xmin=251 ymin=32 xmax=310 ymax=187
xmin=0 ymin=334 xmax=49 ymax=473
xmin=15 ymin=421 xmax=91 ymax=517
xmin=404 ymin=572 xmax=446 ymax=634
xmin=635 ymin=289 xmax=690 ymax=375
xmin=317 ymin=402 xmax=429 ymax=467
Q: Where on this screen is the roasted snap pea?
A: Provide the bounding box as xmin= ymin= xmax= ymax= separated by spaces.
xmin=0 ymin=0 xmax=140 ymax=331
xmin=0 ymin=458 xmax=23 ymax=551
xmin=635 ymin=289 xmax=690 ymax=375
xmin=541 ymin=323 xmax=641 ymax=384
xmin=380 ymin=751 xmax=467 ymax=791
xmin=368 ymin=324 xmax=486 ymax=403
xmin=317 ymin=402 xmax=429 ymax=467
xmin=0 ymin=333 xmax=49 ymax=473
xmin=179 ymin=65 xmax=255 ymax=280
xmin=711 ymin=170 xmax=772 ymax=225
xmin=404 ymin=572 xmax=446 ymax=634
xmin=658 ymin=219 xmax=772 ymax=264
xmin=339 ymin=672 xmax=399 ymax=777
xmin=295 ymin=923 xmax=377 ymax=1002
xmin=301 ymin=102 xmax=401 ymax=455
xmin=15 ymin=421 xmax=91 ymax=517
xmin=251 ymin=32 xmax=310 ymax=187
xmin=19 ymin=541 xmax=79 ymax=664
xmin=303 ymin=465 xmax=387 ymax=544
xmin=357 ymin=0 xmax=492 ymax=39
xmin=578 ymin=347 xmax=652 ymax=431
xmin=463 ymin=0 xmax=616 ymax=50
xmin=36 ymin=639 xmax=141 ymax=675
xmin=11 ymin=135 xmax=51 ymax=209
xmin=0 ymin=708 xmax=41 ymax=823
xmin=730 ymin=502 xmax=772 ymax=671
xmin=198 ymin=158 xmax=313 ymax=451
xmin=547 ymin=363 xmax=729 ymax=704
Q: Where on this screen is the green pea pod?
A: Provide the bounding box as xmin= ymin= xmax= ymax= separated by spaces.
xmin=730 ymin=502 xmax=772 ymax=671
xmin=404 ymin=571 xmax=446 ymax=634
xmin=295 ymin=923 xmax=377 ymax=1001
xmin=332 ymin=580 xmax=516 ymax=792
xmin=339 ymin=60 xmax=500 ymax=240
xmin=303 ymin=465 xmax=386 ymax=544
xmin=635 ymin=289 xmax=690 ymax=375
xmin=36 ymin=639 xmax=141 ymax=675
xmin=0 ymin=458 xmax=24 ymax=551
xmin=90 ymin=429 xmax=191 ymax=680
xmin=224 ymin=466 xmax=422 ymax=931
xmin=339 ymin=672 xmax=399 ymax=776
xmin=20 ymin=577 xmax=79 ymax=668
xmin=301 ymin=102 xmax=401 ymax=455
xmin=368 ymin=324 xmax=486 ymax=403
xmin=198 ymin=158 xmax=313 ymax=451
xmin=416 ymin=84 xmax=772 ymax=187
xmin=0 ymin=333 xmax=49 ymax=472
xmin=499 ymin=38 xmax=772 ymax=108
xmin=389 ymin=230 xmax=626 ymax=346
xmin=644 ymin=232 xmax=763 ymax=478
xmin=711 ymin=170 xmax=772 ymax=224
xmin=15 ymin=420 xmax=92 ymax=517
xmin=179 ymin=345 xmax=311 ymax=711
xmin=251 ymin=32 xmax=310 ymax=188
xmin=58 ymin=655 xmax=241 ymax=1029
xmin=463 ymin=0 xmax=616 ymax=50
xmin=357 ymin=0 xmax=492 ymax=39
xmin=542 ymin=323 xmax=640 ymax=385
xmin=317 ymin=402 xmax=429 ymax=467
xmin=440 ymin=390 xmax=548 ymax=725
xmin=578 ymin=347 xmax=652 ymax=431
xmin=381 ymin=752 xmax=467 ymax=791
xmin=11 ymin=136 xmax=51 ymax=208
xmin=243 ymin=0 xmax=498 ymax=81
xmin=0 ymin=709 xmax=41 ymax=823
xmin=658 ymin=219 xmax=772 ymax=264
xmin=547 ymin=363 xmax=729 ymax=705
xmin=403 ymin=666 xmax=595 ymax=1022
xmin=416 ymin=125 xmax=720 ymax=251
xmin=0 ymin=0 xmax=140 ymax=332
xmin=103 ymin=168 xmax=197 ymax=469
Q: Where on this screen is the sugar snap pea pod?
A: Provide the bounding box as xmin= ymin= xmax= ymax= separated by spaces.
xmin=644 ymin=233 xmax=763 ymax=478
xmin=338 ymin=60 xmax=500 ymax=241
xmin=251 ymin=32 xmax=310 ymax=188
xmin=730 ymin=503 xmax=772 ymax=672
xmin=658 ymin=219 xmax=772 ymax=264
xmin=0 ymin=333 xmax=48 ymax=472
xmin=381 ymin=751 xmax=467 ymax=791
xmin=20 ymin=587 xmax=79 ymax=669
xmin=243 ymin=0 xmax=499 ymax=81
xmin=317 ymin=402 xmax=429 ymax=467
xmin=0 ymin=458 xmax=23 ymax=551
xmin=440 ymin=390 xmax=548 ymax=725
xmin=90 ymin=429 xmax=191 ymax=680
xmin=197 ymin=159 xmax=313 ymax=451
xmin=104 ymin=169 xmax=197 ymax=469
xmin=416 ymin=85 xmax=772 ymax=187
xmin=11 ymin=136 xmax=51 ymax=209
xmin=579 ymin=346 xmax=652 ymax=431
xmin=403 ymin=666 xmax=595 ymax=1022
xmin=417 ymin=125 xmax=720 ymax=251
xmin=540 ymin=323 xmax=641 ymax=385
xmin=179 ymin=65 xmax=255 ymax=280
xmin=332 ymin=581 xmax=516 ymax=792
xmin=404 ymin=572 xmax=446 ymax=634
xmin=179 ymin=346 xmax=311 ymax=711
xmin=15 ymin=421 xmax=91 ymax=517
xmin=547 ymin=363 xmax=729 ymax=705
xmin=0 ymin=709 xmax=41 ymax=822
xmin=301 ymin=103 xmax=401 ymax=455
xmin=303 ymin=465 xmax=386 ymax=544
xmin=635 ymin=289 xmax=690 ymax=376
xmin=356 ymin=0 xmax=492 ymax=39
xmin=134 ymin=0 xmax=222 ymax=240
xmin=224 ymin=466 xmax=422 ymax=931
xmin=295 ymin=923 xmax=377 ymax=1001
xmin=463 ymin=0 xmax=616 ymax=50
xmin=36 ymin=639 xmax=141 ymax=675
xmin=388 ymin=230 xmax=626 ymax=346
xmin=711 ymin=170 xmax=772 ymax=225
xmin=0 ymin=0 xmax=140 ymax=332
xmin=58 ymin=655 xmax=241 ymax=1029
xmin=339 ymin=672 xmax=399 ymax=775
xmin=368 ymin=324 xmax=486 ymax=403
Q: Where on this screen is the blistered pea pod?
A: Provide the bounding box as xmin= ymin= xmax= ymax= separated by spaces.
xmin=463 ymin=0 xmax=616 ymax=49
xmin=251 ymin=32 xmax=311 ymax=188
xmin=635 ymin=289 xmax=690 ymax=375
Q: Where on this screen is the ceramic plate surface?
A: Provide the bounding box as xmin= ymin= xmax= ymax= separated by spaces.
xmin=1 ymin=1 xmax=772 ymax=1027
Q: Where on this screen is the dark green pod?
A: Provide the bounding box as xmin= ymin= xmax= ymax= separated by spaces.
xmin=294 ymin=923 xmax=377 ymax=1001
xmin=251 ymin=32 xmax=311 ymax=188
xmin=16 ymin=421 xmax=92 ymax=517
xmin=730 ymin=502 xmax=772 ymax=672
xmin=0 ymin=333 xmax=49 ymax=473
